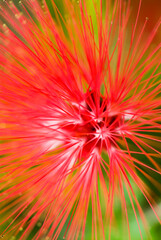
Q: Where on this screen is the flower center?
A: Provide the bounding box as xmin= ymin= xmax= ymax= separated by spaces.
xmin=62 ymin=91 xmax=122 ymax=157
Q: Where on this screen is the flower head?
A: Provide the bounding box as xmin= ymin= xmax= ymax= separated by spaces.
xmin=0 ymin=0 xmax=161 ymax=239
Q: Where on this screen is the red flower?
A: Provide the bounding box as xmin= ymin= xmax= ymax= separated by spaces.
xmin=0 ymin=0 xmax=161 ymax=239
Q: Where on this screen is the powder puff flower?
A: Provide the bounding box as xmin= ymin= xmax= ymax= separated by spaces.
xmin=0 ymin=0 xmax=161 ymax=239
